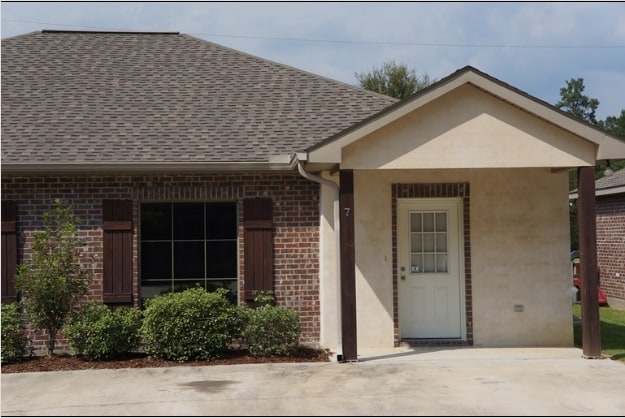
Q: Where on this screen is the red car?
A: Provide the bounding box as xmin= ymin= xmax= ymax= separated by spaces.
xmin=571 ymin=251 xmax=608 ymax=306
xmin=572 ymin=277 xmax=608 ymax=306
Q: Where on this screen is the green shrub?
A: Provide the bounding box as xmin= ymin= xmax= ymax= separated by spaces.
xmin=1 ymin=303 xmax=30 ymax=363
xmin=140 ymin=286 xmax=242 ymax=361
xmin=16 ymin=199 xmax=90 ymax=356
xmin=251 ymin=290 xmax=276 ymax=306
xmin=242 ymin=304 xmax=301 ymax=357
xmin=64 ymin=302 xmax=142 ymax=361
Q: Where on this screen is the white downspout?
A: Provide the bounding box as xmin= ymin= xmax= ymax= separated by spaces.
xmin=296 ymin=156 xmax=343 ymax=359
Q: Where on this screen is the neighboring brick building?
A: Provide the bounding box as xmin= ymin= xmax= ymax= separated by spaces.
xmin=3 ymin=30 xmax=625 ymax=358
xmin=595 ymin=168 xmax=625 ymax=308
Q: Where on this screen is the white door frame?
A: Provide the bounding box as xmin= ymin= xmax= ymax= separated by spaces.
xmin=397 ymin=197 xmax=466 ymax=340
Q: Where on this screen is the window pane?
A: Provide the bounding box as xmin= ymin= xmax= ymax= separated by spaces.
xmin=423 ymin=213 xmax=434 ymax=232
xmin=141 ymin=242 xmax=172 ymax=279
xmin=174 ymin=203 xmax=204 ymax=240
xmin=435 ymin=212 xmax=447 ymax=232
xmin=172 ymin=280 xmax=205 ymax=293
xmin=436 ymin=233 xmax=447 ymax=252
xmin=206 ymin=241 xmax=237 ymax=278
xmin=423 ymin=254 xmax=435 ymax=273
xmin=410 ymin=213 xmax=421 ymax=232
xmin=140 ymin=283 xmax=172 ymax=304
xmin=141 ymin=204 xmax=171 ymax=240
xmin=174 ymin=241 xmax=205 ymax=279
xmin=411 ymin=233 xmax=422 ymax=252
xmin=423 ymin=233 xmax=435 ymax=252
xmin=410 ymin=254 xmax=422 ymax=274
xmin=206 ymin=203 xmax=237 ymax=239
xmin=436 ymin=254 xmax=448 ymax=273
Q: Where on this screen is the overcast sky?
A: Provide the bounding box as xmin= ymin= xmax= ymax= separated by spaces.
xmin=2 ymin=2 xmax=624 ymax=120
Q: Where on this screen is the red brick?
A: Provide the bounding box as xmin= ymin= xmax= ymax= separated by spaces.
xmin=3 ymin=172 xmax=321 ymax=351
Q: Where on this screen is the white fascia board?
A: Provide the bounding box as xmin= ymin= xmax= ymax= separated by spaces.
xmin=597 ymin=136 xmax=625 ymax=160
xmin=596 ymin=185 xmax=625 ymax=197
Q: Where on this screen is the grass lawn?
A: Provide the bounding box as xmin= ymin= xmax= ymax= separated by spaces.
xmin=572 ymin=304 xmax=625 ymax=363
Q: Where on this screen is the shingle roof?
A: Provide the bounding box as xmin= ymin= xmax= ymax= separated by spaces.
xmin=596 ymin=167 xmax=625 ymax=190
xmin=1 ymin=30 xmax=396 ymax=168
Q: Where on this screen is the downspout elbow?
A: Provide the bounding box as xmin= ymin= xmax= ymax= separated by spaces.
xmin=297 ymin=160 xmax=339 ymax=193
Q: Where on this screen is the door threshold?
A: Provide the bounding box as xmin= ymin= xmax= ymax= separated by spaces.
xmin=399 ymin=339 xmax=469 ymax=347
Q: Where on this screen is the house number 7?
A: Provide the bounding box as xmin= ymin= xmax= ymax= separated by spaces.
xmin=344 ymin=208 xmax=351 ymax=217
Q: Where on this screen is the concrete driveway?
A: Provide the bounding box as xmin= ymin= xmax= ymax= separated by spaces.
xmin=2 ymin=347 xmax=624 ymax=416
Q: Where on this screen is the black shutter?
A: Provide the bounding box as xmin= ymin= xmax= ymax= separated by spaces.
xmin=102 ymin=200 xmax=133 ymax=305
xmin=243 ymin=198 xmax=273 ymax=303
xmin=1 ymin=201 xmax=18 ymax=303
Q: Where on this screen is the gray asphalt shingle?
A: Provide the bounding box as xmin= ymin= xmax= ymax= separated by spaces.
xmin=1 ymin=30 xmax=396 ymax=165
xmin=596 ymin=167 xmax=625 ymax=190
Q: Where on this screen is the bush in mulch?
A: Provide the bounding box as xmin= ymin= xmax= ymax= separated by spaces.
xmin=140 ymin=286 xmax=244 ymax=362
xmin=64 ymin=302 xmax=142 ymax=361
xmin=1 ymin=302 xmax=31 ymax=364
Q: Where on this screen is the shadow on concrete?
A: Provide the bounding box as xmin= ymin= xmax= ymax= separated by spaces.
xmin=356 ymin=347 xmax=452 ymax=362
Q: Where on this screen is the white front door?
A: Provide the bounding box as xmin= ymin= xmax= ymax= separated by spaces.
xmin=397 ymin=198 xmax=464 ymax=339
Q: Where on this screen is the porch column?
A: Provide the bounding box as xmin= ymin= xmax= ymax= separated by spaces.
xmin=339 ymin=169 xmax=357 ymax=361
xmin=577 ymin=166 xmax=601 ymax=358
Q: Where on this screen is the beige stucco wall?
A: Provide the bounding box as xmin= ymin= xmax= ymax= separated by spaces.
xmin=341 ymin=84 xmax=595 ymax=170
xmin=318 ymin=175 xmax=340 ymax=349
xmin=318 ymin=168 xmax=574 ymax=349
xmin=315 ymin=83 xmax=584 ymax=351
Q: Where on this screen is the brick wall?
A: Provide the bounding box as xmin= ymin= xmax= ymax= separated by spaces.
xmin=2 ymin=172 xmax=321 ymax=351
xmin=596 ymin=193 xmax=625 ymax=303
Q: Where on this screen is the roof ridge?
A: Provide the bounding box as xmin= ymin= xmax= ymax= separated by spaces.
xmin=41 ymin=29 xmax=180 ymax=35
xmin=180 ymin=33 xmax=399 ymax=104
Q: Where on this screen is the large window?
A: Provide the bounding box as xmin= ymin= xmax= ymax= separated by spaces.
xmin=140 ymin=202 xmax=238 ymax=302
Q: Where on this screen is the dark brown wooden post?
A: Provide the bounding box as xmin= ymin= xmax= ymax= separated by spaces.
xmin=577 ymin=166 xmax=601 ymax=358
xmin=339 ymin=170 xmax=357 ymax=362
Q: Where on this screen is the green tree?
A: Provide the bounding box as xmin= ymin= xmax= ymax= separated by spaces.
xmin=599 ymin=109 xmax=625 ymax=139
xmin=355 ymin=60 xmax=435 ymax=99
xmin=596 ymin=110 xmax=625 ymax=181
xmin=16 ymin=199 xmax=90 ymax=356
xmin=555 ymin=78 xmax=600 ymax=125
xmin=555 ymin=78 xmax=625 ymax=250
xmin=555 ymin=78 xmax=624 ymax=187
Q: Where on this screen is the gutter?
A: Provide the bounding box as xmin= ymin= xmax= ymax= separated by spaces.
xmin=295 ymin=153 xmax=343 ymax=361
xmin=2 ymin=157 xmax=297 ymax=175
xmin=569 ymin=185 xmax=625 ymax=200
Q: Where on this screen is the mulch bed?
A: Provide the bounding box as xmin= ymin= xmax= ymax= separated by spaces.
xmin=1 ymin=346 xmax=331 ymax=374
